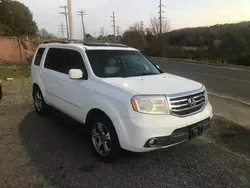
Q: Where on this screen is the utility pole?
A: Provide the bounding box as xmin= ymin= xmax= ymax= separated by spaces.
xmin=111 ymin=11 xmax=116 ymax=36
xmin=140 ymin=21 xmax=144 ymax=31
xmin=77 ymin=10 xmax=87 ymax=41
xmin=58 ymin=23 xmax=65 ymax=39
xmin=158 ymin=0 xmax=165 ymax=35
xmin=116 ymin=26 xmax=120 ymax=36
xmin=67 ymin=0 xmax=74 ymax=40
xmin=60 ymin=5 xmax=69 ymax=39
xmin=100 ymin=27 xmax=104 ymax=36
xmin=158 ymin=0 xmax=165 ymax=56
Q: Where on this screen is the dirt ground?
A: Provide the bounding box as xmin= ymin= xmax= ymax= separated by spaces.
xmin=0 ymin=37 xmax=38 ymax=63
xmin=0 ymin=78 xmax=250 ymax=188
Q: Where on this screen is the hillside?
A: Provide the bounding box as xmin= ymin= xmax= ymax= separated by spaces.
xmin=123 ymin=21 xmax=250 ymax=66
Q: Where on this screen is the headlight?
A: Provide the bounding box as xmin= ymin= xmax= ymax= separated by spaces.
xmin=204 ymin=87 xmax=209 ymax=104
xmin=131 ymin=95 xmax=170 ymax=115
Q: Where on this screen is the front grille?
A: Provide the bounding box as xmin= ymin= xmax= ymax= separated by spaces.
xmin=168 ymin=90 xmax=206 ymax=116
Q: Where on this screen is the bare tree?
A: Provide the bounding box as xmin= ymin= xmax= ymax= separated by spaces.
xmin=38 ymin=28 xmax=57 ymax=40
xmin=129 ymin=22 xmax=144 ymax=33
xmin=150 ymin=17 xmax=170 ymax=35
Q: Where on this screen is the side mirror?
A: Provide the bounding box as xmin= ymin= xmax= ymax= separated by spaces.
xmin=69 ymin=69 xmax=83 ymax=79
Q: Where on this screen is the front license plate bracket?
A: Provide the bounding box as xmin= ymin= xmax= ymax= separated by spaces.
xmin=189 ymin=125 xmax=204 ymax=140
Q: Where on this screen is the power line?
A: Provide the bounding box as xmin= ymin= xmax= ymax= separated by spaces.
xmin=158 ymin=0 xmax=165 ymax=35
xmin=60 ymin=5 xmax=69 ymax=39
xmin=111 ymin=11 xmax=116 ymax=36
xmin=77 ymin=9 xmax=87 ymax=41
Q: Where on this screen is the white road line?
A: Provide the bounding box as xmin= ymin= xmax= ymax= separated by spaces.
xmin=162 ymin=68 xmax=250 ymax=84
xmin=208 ymin=92 xmax=250 ymax=106
xmin=188 ymin=71 xmax=250 ymax=84
xmin=155 ymin=58 xmax=250 ymax=73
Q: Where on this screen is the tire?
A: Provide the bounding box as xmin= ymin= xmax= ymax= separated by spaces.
xmin=90 ymin=114 xmax=121 ymax=162
xmin=33 ymin=86 xmax=48 ymax=116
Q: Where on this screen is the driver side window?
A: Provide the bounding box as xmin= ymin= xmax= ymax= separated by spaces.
xmin=44 ymin=48 xmax=88 ymax=78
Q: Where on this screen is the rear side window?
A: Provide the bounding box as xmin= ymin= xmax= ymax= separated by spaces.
xmin=44 ymin=48 xmax=87 ymax=75
xmin=34 ymin=48 xmax=45 ymax=66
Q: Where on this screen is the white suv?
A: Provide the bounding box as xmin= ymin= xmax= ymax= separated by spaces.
xmin=31 ymin=42 xmax=213 ymax=161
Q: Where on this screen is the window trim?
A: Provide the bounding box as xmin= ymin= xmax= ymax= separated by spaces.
xmin=34 ymin=48 xmax=46 ymax=66
xmin=43 ymin=47 xmax=89 ymax=80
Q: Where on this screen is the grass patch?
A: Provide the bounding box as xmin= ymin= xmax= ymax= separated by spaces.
xmin=0 ymin=65 xmax=30 ymax=79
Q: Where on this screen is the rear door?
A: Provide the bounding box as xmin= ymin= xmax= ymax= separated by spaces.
xmin=31 ymin=47 xmax=46 ymax=83
xmin=40 ymin=48 xmax=66 ymax=109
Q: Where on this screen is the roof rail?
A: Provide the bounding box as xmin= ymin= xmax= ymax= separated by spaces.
xmin=83 ymin=42 xmax=128 ymax=48
xmin=43 ymin=40 xmax=69 ymax=44
xmin=42 ymin=40 xmax=129 ymax=48
xmin=42 ymin=39 xmax=83 ymax=44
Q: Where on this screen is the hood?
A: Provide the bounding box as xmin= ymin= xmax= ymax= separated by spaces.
xmin=102 ymin=73 xmax=203 ymax=95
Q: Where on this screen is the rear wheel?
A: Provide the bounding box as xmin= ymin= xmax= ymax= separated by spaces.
xmin=89 ymin=114 xmax=120 ymax=162
xmin=33 ymin=86 xmax=48 ymax=116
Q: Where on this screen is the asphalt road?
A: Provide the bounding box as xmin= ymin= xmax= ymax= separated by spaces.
xmin=153 ymin=59 xmax=250 ymax=105
xmin=0 ymin=79 xmax=250 ymax=188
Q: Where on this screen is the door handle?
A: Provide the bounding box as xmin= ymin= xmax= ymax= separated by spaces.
xmin=57 ymin=81 xmax=65 ymax=85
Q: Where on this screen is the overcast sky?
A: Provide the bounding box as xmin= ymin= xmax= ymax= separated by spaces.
xmin=19 ymin=0 xmax=250 ymax=39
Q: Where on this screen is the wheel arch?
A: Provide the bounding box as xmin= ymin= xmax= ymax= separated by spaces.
xmin=85 ymin=108 xmax=123 ymax=147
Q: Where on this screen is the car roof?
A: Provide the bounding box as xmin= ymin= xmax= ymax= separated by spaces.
xmin=39 ymin=41 xmax=138 ymax=51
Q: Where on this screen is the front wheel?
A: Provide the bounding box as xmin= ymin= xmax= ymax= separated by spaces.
xmin=90 ymin=115 xmax=120 ymax=162
xmin=33 ymin=87 xmax=48 ymax=116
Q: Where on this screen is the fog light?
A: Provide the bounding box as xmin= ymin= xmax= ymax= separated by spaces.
xmin=148 ymin=138 xmax=158 ymax=147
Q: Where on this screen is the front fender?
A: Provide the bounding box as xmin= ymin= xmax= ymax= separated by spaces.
xmin=82 ymin=96 xmax=130 ymax=148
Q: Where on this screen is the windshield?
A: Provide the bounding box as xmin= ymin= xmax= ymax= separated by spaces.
xmin=86 ymin=50 xmax=161 ymax=78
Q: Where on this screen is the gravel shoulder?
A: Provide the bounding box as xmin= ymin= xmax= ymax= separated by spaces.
xmin=0 ymin=78 xmax=250 ymax=188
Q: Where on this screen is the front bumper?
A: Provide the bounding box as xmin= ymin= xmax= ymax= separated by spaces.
xmin=144 ymin=118 xmax=211 ymax=148
xmin=113 ymin=102 xmax=213 ymax=152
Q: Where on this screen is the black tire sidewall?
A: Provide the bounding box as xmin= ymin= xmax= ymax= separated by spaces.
xmin=90 ymin=115 xmax=120 ymax=162
xmin=33 ymin=87 xmax=47 ymax=115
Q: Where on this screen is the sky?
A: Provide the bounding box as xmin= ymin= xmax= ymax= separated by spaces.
xmin=19 ymin=0 xmax=250 ymax=39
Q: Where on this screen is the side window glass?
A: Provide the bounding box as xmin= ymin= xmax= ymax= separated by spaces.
xmin=63 ymin=49 xmax=87 ymax=75
xmin=44 ymin=48 xmax=87 ymax=77
xmin=34 ymin=48 xmax=45 ymax=66
xmin=44 ymin=48 xmax=65 ymax=72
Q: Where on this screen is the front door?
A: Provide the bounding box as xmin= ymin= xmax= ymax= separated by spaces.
xmin=43 ymin=47 xmax=89 ymax=122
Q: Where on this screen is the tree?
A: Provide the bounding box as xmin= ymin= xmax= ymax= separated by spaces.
xmin=38 ymin=29 xmax=49 ymax=38
xmin=150 ymin=17 xmax=170 ymax=35
xmin=0 ymin=0 xmax=38 ymax=36
xmin=86 ymin=33 xmax=93 ymax=38
xmin=121 ymin=22 xmax=147 ymax=51
xmin=37 ymin=28 xmax=56 ymax=40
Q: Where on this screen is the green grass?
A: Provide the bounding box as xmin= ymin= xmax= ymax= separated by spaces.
xmin=0 ymin=65 xmax=30 ymax=79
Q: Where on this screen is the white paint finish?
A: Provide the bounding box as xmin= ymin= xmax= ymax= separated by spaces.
xmin=31 ymin=43 xmax=213 ymax=152
xmin=69 ymin=69 xmax=83 ymax=79
xmin=102 ymin=73 xmax=202 ymax=95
